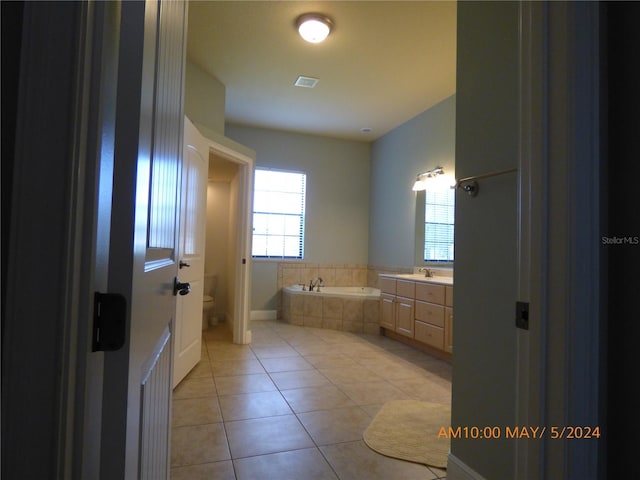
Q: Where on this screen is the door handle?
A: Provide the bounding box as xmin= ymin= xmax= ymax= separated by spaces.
xmin=179 ymin=260 xmax=190 ymax=268
xmin=174 ymin=277 xmax=191 ymax=296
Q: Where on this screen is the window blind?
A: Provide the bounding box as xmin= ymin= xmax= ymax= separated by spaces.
xmin=252 ymin=169 xmax=306 ymax=259
xmin=424 ymin=188 xmax=455 ymax=261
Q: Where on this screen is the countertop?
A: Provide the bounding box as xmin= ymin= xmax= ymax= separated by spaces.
xmin=379 ymin=273 xmax=454 ymax=286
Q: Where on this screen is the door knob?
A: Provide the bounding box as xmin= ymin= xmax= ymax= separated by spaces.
xmin=179 ymin=260 xmax=190 ymax=268
xmin=173 ymin=278 xmax=191 ymax=296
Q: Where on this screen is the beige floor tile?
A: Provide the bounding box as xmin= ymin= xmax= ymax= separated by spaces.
xmin=312 ymin=329 xmax=361 ymax=344
xmin=214 ymin=373 xmax=276 ymax=396
xmin=207 ymin=345 xmax=257 ymax=362
xmin=171 ymin=423 xmax=230 ymax=467
xmin=359 ymin=403 xmax=385 ymax=417
xmin=259 ymin=355 xmax=314 ymax=373
xmin=172 ymin=397 xmax=222 ymax=427
xmin=249 ymin=334 xmax=289 ymax=347
xmin=277 ymin=332 xmax=325 ymax=346
xmin=171 ymin=325 xmax=452 ymax=479
xmin=338 ymin=380 xmax=411 ymax=405
xmin=388 ymin=377 xmax=452 ymax=404
xmin=270 ymin=369 xmax=331 ymax=390
xmin=331 ymin=342 xmax=384 ymax=358
xmin=318 ymin=365 xmax=384 ymax=385
xmin=251 ymin=345 xmax=300 ymax=359
xmin=218 ymin=391 xmax=292 ymax=421
xmin=320 ymin=440 xmax=437 ymax=480
xmin=183 ymin=359 xmax=213 ymax=379
xmin=170 ymin=460 xmax=235 ymax=480
xmin=303 ymin=353 xmax=359 ymax=369
xmin=210 ymin=359 xmax=266 ymax=377
xmin=280 ymin=385 xmax=356 ymax=413
xmin=297 ymin=406 xmax=372 ymax=445
xmin=429 ymin=465 xmax=448 ymax=478
xmin=225 ymin=415 xmax=315 ymax=459
xmin=233 ymin=448 xmax=338 ymax=480
xmin=293 ymin=342 xmax=344 ymax=356
xmin=202 ymin=326 xmax=233 ymax=342
xmin=173 ymin=375 xmax=216 ymax=400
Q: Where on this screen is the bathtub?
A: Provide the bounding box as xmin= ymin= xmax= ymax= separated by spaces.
xmin=281 ymin=285 xmax=381 ymax=333
xmin=283 ymin=284 xmax=380 ymax=298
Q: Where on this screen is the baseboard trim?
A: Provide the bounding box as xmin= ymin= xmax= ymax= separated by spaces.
xmin=447 ymin=453 xmax=487 ymax=480
xmin=250 ymin=310 xmax=277 ymax=320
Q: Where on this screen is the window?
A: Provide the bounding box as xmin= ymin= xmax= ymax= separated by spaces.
xmin=424 ymin=188 xmax=455 ymax=262
xmin=252 ymin=168 xmax=306 ymax=259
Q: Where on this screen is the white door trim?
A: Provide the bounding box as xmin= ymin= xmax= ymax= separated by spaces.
xmin=198 ymin=127 xmax=256 ymax=344
xmin=515 ymin=2 xmax=546 ymax=478
xmin=515 ymin=2 xmax=603 ymax=478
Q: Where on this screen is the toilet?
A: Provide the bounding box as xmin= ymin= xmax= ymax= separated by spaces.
xmin=202 ymin=273 xmax=217 ymax=330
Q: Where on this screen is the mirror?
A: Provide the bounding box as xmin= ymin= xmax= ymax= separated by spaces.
xmin=414 ymin=187 xmax=455 ymax=266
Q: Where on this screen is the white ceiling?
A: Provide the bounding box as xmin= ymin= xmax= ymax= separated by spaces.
xmin=187 ymin=1 xmax=457 ymax=142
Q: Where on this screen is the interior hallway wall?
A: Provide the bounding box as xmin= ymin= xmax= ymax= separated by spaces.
xmin=185 ymin=61 xmax=226 ymax=135
xmin=450 ymin=2 xmax=519 ymax=478
xmin=205 ymin=181 xmax=231 ymax=323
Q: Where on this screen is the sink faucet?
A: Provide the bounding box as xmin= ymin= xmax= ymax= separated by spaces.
xmin=418 ymin=268 xmax=433 ymax=277
xmin=309 ymin=277 xmax=324 ymax=292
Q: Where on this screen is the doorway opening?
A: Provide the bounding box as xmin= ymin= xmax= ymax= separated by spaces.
xmin=203 ymin=137 xmax=255 ymax=345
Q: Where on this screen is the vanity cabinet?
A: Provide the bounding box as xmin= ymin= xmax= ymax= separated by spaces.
xmin=379 ymin=274 xmax=453 ymax=358
xmin=378 ymin=278 xmax=415 ymax=338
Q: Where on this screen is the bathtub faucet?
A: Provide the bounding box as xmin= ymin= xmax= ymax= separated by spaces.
xmin=309 ymin=277 xmax=324 ymax=292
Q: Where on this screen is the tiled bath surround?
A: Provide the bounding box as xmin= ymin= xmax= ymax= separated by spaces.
xmin=276 ymin=263 xmax=414 ymax=333
xmin=282 ymin=290 xmax=380 ymax=334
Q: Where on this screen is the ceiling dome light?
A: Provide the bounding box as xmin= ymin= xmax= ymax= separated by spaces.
xmin=296 ymin=13 xmax=333 ymax=43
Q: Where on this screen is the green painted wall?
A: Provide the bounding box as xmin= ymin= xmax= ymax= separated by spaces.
xmin=225 ymin=124 xmax=371 ymax=310
xmin=369 ymin=95 xmax=456 ymax=268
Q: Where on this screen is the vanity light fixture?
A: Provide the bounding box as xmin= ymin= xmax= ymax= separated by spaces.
xmin=296 ymin=13 xmax=333 ymax=43
xmin=412 ymin=166 xmax=448 ymax=191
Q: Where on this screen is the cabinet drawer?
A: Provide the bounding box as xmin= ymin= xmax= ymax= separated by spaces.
xmin=445 ymin=286 xmax=453 ymax=307
xmin=415 ymin=283 xmax=445 ymax=304
xmin=379 ymin=277 xmax=397 ymax=295
xmin=415 ymin=320 xmax=444 ymax=349
xmin=415 ymin=301 xmax=445 ymax=328
xmin=396 ymin=280 xmax=415 ymax=298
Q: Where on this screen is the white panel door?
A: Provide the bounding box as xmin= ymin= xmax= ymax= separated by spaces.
xmin=173 ymin=118 xmax=208 ymax=387
xmin=99 ymin=1 xmax=187 ymax=478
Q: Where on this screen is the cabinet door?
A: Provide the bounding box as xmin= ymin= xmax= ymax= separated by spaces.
xmin=380 ymin=294 xmax=396 ymax=329
xmin=395 ymin=296 xmax=415 ymax=338
xmin=444 ymin=307 xmax=453 ymax=353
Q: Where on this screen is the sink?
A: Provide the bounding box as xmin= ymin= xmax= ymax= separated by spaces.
xmin=383 ymin=273 xmax=453 ymax=285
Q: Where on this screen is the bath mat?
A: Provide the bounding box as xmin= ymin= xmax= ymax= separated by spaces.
xmin=363 ymin=400 xmax=450 ymax=468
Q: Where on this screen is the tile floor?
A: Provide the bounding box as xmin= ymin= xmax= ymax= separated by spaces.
xmin=171 ymin=320 xmax=452 ymax=480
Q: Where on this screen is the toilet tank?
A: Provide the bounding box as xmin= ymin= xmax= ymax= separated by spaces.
xmin=203 ymin=273 xmax=217 ymax=296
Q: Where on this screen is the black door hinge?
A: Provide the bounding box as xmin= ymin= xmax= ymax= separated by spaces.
xmin=516 ymin=301 xmax=529 ymax=330
xmin=93 ymin=292 xmax=127 ymax=352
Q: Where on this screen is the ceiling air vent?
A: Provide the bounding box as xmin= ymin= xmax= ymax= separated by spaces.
xmin=294 ymin=76 xmax=319 ymax=88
